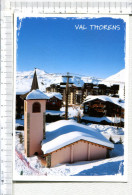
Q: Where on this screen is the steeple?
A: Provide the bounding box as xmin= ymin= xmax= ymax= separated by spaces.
xmin=31 ymin=68 xmax=39 ymax=91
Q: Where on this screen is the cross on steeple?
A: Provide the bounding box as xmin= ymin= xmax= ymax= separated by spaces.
xmin=31 ymin=68 xmax=39 ymax=91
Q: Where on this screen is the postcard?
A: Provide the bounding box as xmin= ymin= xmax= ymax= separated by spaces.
xmin=13 ymin=14 xmax=128 ymax=181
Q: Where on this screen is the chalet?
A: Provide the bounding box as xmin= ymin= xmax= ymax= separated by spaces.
xmin=45 ymin=92 xmax=64 ymax=122
xmin=41 ymin=120 xmax=114 ymax=167
xmin=82 ymin=95 xmax=125 ymax=126
xmin=82 ymin=83 xmax=119 ymax=100
xmin=45 ymin=92 xmax=62 ymax=110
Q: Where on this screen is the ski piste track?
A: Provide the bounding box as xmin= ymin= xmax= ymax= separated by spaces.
xmin=15 ymin=147 xmax=47 ymax=175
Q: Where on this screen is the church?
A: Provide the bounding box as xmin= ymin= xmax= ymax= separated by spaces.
xmin=24 ymin=70 xmax=114 ymax=167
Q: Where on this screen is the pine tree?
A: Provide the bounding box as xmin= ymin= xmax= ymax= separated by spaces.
xmin=77 ymin=111 xmax=81 ymax=123
xmin=19 ymin=133 xmax=23 ymax=144
xmin=109 ymin=136 xmax=115 ymax=144
xmin=119 ymin=137 xmax=123 ymax=144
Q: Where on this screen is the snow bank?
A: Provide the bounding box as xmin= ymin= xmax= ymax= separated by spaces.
xmin=72 ymin=156 xmax=124 ymax=176
xmin=82 ymin=116 xmax=124 ymax=123
xmin=87 ymin=124 xmax=124 ymax=136
xmin=60 ymin=106 xmax=83 ymax=118
xmin=26 ymin=89 xmax=49 ymax=100
xmin=46 ymin=110 xmax=65 ymax=116
xmin=41 ymin=120 xmax=114 ymax=154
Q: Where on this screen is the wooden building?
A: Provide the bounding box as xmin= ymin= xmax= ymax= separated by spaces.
xmin=45 ymin=92 xmax=62 ymax=110
xmin=46 ymin=82 xmax=119 ymax=106
xmin=46 ymin=83 xmax=82 ymax=105
xmin=82 ymin=83 xmax=119 ymax=100
xmin=83 ymin=95 xmax=124 ymax=118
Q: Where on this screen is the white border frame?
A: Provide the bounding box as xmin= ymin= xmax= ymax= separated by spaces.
xmin=13 ymin=13 xmax=129 ymax=182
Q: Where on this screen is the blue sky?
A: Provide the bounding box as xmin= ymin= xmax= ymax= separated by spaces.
xmin=17 ymin=17 xmax=126 ymax=79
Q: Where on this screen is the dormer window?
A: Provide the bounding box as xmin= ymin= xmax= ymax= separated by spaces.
xmin=32 ymin=102 xmax=41 ymax=113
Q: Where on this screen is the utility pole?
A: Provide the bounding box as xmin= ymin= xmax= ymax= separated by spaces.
xmin=62 ymin=72 xmax=72 ymax=120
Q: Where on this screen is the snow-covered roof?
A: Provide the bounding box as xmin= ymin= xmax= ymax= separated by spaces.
xmin=83 ymin=95 xmax=124 ymax=109
xmin=93 ymin=86 xmax=99 ymax=89
xmin=46 ymin=110 xmax=65 ymax=116
xmin=45 ymin=92 xmax=62 ymax=100
xmin=41 ymin=120 xmax=114 ymax=154
xmin=26 ymin=89 xmax=49 ymax=100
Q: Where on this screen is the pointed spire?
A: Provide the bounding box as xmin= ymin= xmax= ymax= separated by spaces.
xmin=31 ymin=68 xmax=39 ymax=91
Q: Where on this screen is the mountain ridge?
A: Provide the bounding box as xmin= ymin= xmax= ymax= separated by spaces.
xmin=16 ymin=68 xmax=124 ymax=94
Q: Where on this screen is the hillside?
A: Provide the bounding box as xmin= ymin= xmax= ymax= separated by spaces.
xmin=16 ymin=69 xmax=102 ymax=94
xmin=101 ymin=69 xmax=125 ymax=86
xmin=16 ymin=68 xmax=125 ymax=95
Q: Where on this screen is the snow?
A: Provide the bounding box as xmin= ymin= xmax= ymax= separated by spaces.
xmin=45 ymin=92 xmax=62 ymax=100
xmin=72 ymin=156 xmax=124 ymax=176
xmin=16 ymin=69 xmax=102 ymax=94
xmin=16 ymin=119 xmax=24 ymax=128
xmin=101 ymin=69 xmax=125 ymax=84
xmin=71 ymin=77 xmax=84 ymax=88
xmin=60 ymin=106 xmax=83 ymax=118
xmin=82 ymin=116 xmax=124 ymax=123
xmin=16 ymin=69 xmax=125 ymax=101
xmin=83 ymin=95 xmax=124 ymax=109
xmin=87 ymin=124 xmax=124 ymax=136
xmin=16 ymin=91 xmax=28 ymax=95
xmin=82 ymin=76 xmax=102 ymax=84
xmin=118 ymin=83 xmax=125 ymax=100
xmin=41 ymin=120 xmax=114 ymax=154
xmin=46 ymin=110 xmax=65 ymax=116
xmin=15 ymin=126 xmax=124 ymax=176
xmin=15 ymin=131 xmax=41 ymax=176
xmin=26 ymin=89 xmax=49 ymax=100
xmin=100 ymin=69 xmax=125 ymax=100
xmin=86 ymin=124 xmax=124 ymax=144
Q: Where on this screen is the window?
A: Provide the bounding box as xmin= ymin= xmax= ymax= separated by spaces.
xmin=32 ymin=102 xmax=41 ymax=113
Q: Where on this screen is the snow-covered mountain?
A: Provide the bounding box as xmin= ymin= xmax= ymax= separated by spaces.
xmin=101 ymin=69 xmax=125 ymax=100
xmin=16 ymin=69 xmax=102 ymax=94
xmin=101 ymin=69 xmax=125 ymax=86
xmin=16 ymin=68 xmax=125 ymax=97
